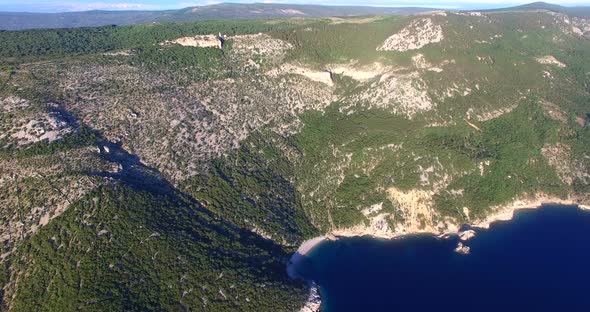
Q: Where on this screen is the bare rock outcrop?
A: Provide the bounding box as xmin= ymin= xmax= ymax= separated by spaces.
xmin=377 ymin=18 xmax=443 ymax=52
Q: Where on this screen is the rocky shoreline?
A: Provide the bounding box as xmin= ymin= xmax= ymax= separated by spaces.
xmin=289 ymin=196 xmax=590 ymax=312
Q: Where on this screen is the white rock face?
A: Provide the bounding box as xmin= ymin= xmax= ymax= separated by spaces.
xmin=299 ymin=282 xmax=321 ymax=312
xmin=377 ymin=18 xmax=444 ymax=52
xmin=455 ymin=242 xmax=470 ymax=254
xmin=388 ymin=187 xmax=436 ymax=233
xmin=346 ymin=71 xmax=434 ymax=118
xmin=1 ymin=96 xmax=29 ymax=111
xmin=361 ymin=202 xmax=384 ymax=216
xmin=459 ymin=230 xmax=476 ymax=241
xmin=160 ymin=34 xmax=222 ymax=48
xmin=229 ymin=33 xmax=293 ymax=63
xmin=328 ymin=62 xmax=392 ymax=82
xmin=412 ymin=53 xmax=431 ymax=69
xmin=267 ymin=64 xmax=334 ymax=86
xmin=8 ymin=112 xmax=72 ymax=146
xmin=535 ymin=55 xmax=566 ymax=68
xmin=280 ymin=9 xmax=305 ymax=15
xmin=412 ymin=53 xmax=444 ymax=72
xmin=454 ymin=11 xmax=484 ymax=17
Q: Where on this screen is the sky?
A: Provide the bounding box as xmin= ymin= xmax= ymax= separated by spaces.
xmin=0 ymin=0 xmax=588 ymax=13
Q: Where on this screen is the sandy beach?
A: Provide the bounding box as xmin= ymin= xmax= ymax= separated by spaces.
xmin=287 ymin=237 xmax=326 ymax=312
xmin=287 ymin=236 xmax=327 ymax=279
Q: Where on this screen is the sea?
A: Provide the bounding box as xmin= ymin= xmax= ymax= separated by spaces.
xmin=294 ymin=205 xmax=590 ymax=312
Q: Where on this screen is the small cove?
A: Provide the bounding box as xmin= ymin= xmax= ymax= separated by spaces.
xmin=293 ymin=205 xmax=590 ymax=311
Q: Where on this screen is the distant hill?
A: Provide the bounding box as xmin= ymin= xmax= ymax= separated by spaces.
xmin=485 ymin=1 xmax=590 ymax=19
xmin=0 ymin=3 xmax=433 ymax=30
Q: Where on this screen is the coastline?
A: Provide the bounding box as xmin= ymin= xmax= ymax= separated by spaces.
xmin=470 ymin=196 xmax=589 ymax=230
xmin=288 ymin=195 xmax=590 ymax=311
xmin=292 ymin=196 xmax=590 ymax=259
xmin=287 ymin=236 xmax=327 ymax=279
xmin=287 ymin=237 xmax=325 ymax=312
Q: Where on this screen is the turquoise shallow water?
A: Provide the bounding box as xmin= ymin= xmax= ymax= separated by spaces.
xmin=295 ymin=205 xmax=590 ymax=312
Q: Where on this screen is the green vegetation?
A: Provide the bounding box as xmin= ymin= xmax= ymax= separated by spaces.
xmin=0 ymin=64 xmax=13 ymax=91
xmin=7 ymin=184 xmax=307 ymax=311
xmin=2 ymin=8 xmax=590 ymax=311
xmin=292 ymin=105 xmax=419 ymax=229
xmin=292 ymin=100 xmax=578 ymax=225
xmin=271 ymin=16 xmax=411 ymax=66
xmin=181 ymin=131 xmax=318 ymax=243
xmin=0 ymin=127 xmax=100 ymax=159
xmin=432 ymin=103 xmax=567 ymax=218
xmin=129 ymin=45 xmax=227 ymax=82
xmin=0 ymin=3 xmax=432 ymax=31
xmin=0 ymin=20 xmax=296 ymax=60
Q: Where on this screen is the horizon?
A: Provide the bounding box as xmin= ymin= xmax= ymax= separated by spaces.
xmin=0 ymin=1 xmax=589 ymax=14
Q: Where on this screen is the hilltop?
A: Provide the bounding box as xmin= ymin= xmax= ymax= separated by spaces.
xmin=503 ymin=2 xmax=590 ymax=18
xmin=2 ymin=2 xmax=590 ymax=31
xmin=0 ymin=3 xmax=432 ymax=30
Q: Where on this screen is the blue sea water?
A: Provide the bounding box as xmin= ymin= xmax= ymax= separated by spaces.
xmin=295 ymin=205 xmax=590 ymax=312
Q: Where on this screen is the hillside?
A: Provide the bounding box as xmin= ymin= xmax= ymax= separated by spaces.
xmin=1 ymin=6 xmax=590 ymax=311
xmin=0 ymin=3 xmax=432 ymax=30
xmin=3 ymin=2 xmax=590 ymax=31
